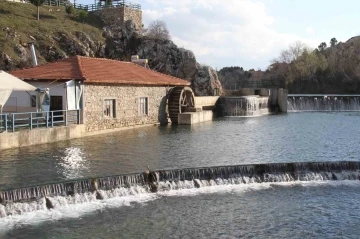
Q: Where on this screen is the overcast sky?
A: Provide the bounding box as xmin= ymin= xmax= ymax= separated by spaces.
xmin=80 ymin=0 xmax=360 ymax=70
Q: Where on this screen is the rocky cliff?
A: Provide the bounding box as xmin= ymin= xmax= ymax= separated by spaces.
xmin=193 ymin=65 xmax=223 ymax=96
xmin=0 ymin=2 xmax=222 ymax=96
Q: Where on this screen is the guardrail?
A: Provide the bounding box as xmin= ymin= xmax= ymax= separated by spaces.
xmin=43 ymin=0 xmax=66 ymax=7
xmin=41 ymin=0 xmax=141 ymax=11
xmin=0 ymin=110 xmax=81 ymax=133
xmin=225 ymin=80 xmax=280 ymax=90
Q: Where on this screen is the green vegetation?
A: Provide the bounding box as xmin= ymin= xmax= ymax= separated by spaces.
xmin=76 ymin=9 xmax=88 ymax=22
xmin=0 ymin=1 xmax=104 ymax=66
xmin=28 ymin=0 xmax=46 ymax=20
xmin=330 ymin=37 xmax=338 ymax=47
xmin=65 ymin=4 xmax=74 ymax=16
xmin=268 ymin=37 xmax=360 ymax=93
xmin=217 ymin=66 xmax=260 ymax=90
xmin=220 ymin=36 xmax=360 ymax=94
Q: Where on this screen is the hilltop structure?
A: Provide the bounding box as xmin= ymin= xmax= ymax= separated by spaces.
xmin=92 ymin=0 xmax=143 ymax=30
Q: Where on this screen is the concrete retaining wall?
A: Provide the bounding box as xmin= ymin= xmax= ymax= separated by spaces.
xmin=195 ymin=96 xmax=219 ymax=109
xmin=178 ymin=110 xmax=213 ymax=125
xmin=224 ymin=88 xmax=270 ymax=97
xmin=277 ymin=88 xmax=288 ymax=112
xmin=269 ymin=88 xmax=288 ymax=112
xmin=0 ymin=124 xmax=85 ymax=150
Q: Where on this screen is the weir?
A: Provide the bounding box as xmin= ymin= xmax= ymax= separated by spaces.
xmin=288 ymin=94 xmax=360 ymax=111
xmin=216 ymin=96 xmax=269 ymax=117
xmin=217 ymin=88 xmax=288 ymax=117
xmin=1 ymin=161 xmax=360 ymax=217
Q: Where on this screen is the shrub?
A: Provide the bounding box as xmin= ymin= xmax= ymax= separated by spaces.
xmin=76 ymin=10 xmax=88 ymax=22
xmin=65 ymin=5 xmax=74 ymax=16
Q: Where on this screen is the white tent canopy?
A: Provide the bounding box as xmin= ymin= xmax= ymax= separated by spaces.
xmin=0 ymin=70 xmax=37 ymax=109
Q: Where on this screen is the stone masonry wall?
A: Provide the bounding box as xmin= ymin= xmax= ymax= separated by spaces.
xmin=84 ymin=84 xmax=168 ymax=132
xmin=123 ymin=7 xmax=142 ymax=29
xmin=94 ymin=7 xmax=142 ymax=30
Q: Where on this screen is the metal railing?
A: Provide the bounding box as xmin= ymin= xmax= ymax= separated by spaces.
xmin=0 ymin=110 xmax=81 ymax=133
xmin=225 ymin=80 xmax=280 ymax=90
xmin=43 ymin=0 xmax=66 ymax=6
xmin=41 ymin=0 xmax=141 ymax=11
xmin=74 ymin=1 xmax=141 ymax=11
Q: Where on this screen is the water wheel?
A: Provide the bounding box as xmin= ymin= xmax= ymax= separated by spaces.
xmin=168 ymin=86 xmax=195 ymax=124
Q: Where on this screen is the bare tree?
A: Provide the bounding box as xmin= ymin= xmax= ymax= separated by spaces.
xmin=276 ymin=41 xmax=309 ymax=63
xmin=29 ymin=0 xmax=46 ymax=20
xmin=146 ymin=20 xmax=170 ymax=40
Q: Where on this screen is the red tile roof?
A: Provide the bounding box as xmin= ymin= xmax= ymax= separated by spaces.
xmin=10 ymin=56 xmax=190 ymax=86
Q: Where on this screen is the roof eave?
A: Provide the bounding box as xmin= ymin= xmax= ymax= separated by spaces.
xmin=84 ymin=82 xmax=190 ymax=87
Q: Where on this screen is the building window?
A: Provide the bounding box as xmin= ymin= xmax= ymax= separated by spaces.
xmin=138 ymin=97 xmax=148 ymax=115
xmin=104 ymin=99 xmax=116 ymax=118
xmin=30 ymin=95 xmax=37 ymax=107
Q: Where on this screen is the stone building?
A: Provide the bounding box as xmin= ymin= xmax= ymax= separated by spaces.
xmin=9 ymin=56 xmax=190 ymax=132
xmin=94 ymin=2 xmax=143 ymax=30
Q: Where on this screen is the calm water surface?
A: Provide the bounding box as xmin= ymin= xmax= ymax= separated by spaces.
xmin=1 ymin=112 xmax=360 ymax=189
xmin=1 ymin=112 xmax=360 ymax=238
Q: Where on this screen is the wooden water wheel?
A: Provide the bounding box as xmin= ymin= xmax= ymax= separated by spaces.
xmin=167 ymin=86 xmax=195 ymax=124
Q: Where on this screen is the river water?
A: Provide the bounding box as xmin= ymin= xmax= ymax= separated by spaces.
xmin=1 ymin=112 xmax=360 ymax=238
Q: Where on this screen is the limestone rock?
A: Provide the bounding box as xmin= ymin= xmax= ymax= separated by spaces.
xmin=0 ymin=53 xmax=14 ymax=71
xmin=53 ymin=31 xmax=105 ymax=58
xmin=41 ymin=45 xmax=67 ymax=62
xmin=14 ymin=44 xmax=28 ymax=60
xmin=136 ymin=39 xmax=198 ymax=81
xmin=0 ymin=10 xmax=223 ymax=96
xmin=101 ymin=19 xmax=198 ymax=80
xmin=98 ymin=18 xmax=222 ymax=93
xmin=192 ymin=65 xmax=223 ymax=96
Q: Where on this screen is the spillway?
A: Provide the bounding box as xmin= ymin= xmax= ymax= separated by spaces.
xmin=1 ymin=161 xmax=360 ymax=217
xmin=287 ymin=94 xmax=360 ymax=111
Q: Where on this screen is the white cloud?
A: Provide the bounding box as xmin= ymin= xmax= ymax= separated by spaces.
xmin=142 ymin=0 xmax=318 ymax=70
xmin=306 ymin=27 xmax=316 ymax=35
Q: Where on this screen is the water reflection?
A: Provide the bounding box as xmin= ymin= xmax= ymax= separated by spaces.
xmin=55 ymin=147 xmax=88 ymax=179
xmin=1 ymin=112 xmax=360 ymax=189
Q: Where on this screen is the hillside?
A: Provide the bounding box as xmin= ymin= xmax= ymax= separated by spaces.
xmin=0 ymin=1 xmax=223 ymax=96
xmin=218 ymin=37 xmax=360 ymax=94
xmin=0 ymin=1 xmax=105 ymax=69
xmin=217 ymin=67 xmax=266 ymax=90
xmin=265 ymin=38 xmax=360 ymax=94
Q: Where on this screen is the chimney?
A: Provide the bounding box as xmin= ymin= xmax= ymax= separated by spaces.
xmin=29 ymin=43 xmax=38 ymax=67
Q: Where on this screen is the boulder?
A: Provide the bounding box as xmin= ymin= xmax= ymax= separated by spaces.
xmin=0 ymin=53 xmax=14 ymax=71
xmin=14 ymin=44 xmax=28 ymax=60
xmin=192 ymin=65 xmax=223 ymax=96
xmin=137 ymin=39 xmax=198 ymax=81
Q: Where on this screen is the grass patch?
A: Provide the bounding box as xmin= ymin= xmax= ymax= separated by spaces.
xmin=0 ymin=1 xmax=104 ymax=65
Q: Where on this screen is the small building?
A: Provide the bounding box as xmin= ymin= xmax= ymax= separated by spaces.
xmin=9 ymin=56 xmax=190 ymax=132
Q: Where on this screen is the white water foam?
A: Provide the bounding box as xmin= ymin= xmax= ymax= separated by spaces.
xmin=287 ymin=95 xmax=360 ymax=111
xmin=1 ymin=179 xmax=360 ymax=233
xmin=0 ymin=187 xmax=157 ymax=233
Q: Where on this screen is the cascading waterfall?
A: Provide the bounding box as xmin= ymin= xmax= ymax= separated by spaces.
xmin=218 ymin=96 xmax=269 ymax=116
xmin=287 ymin=94 xmax=360 ymax=111
xmin=1 ymin=161 xmax=360 ymax=217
